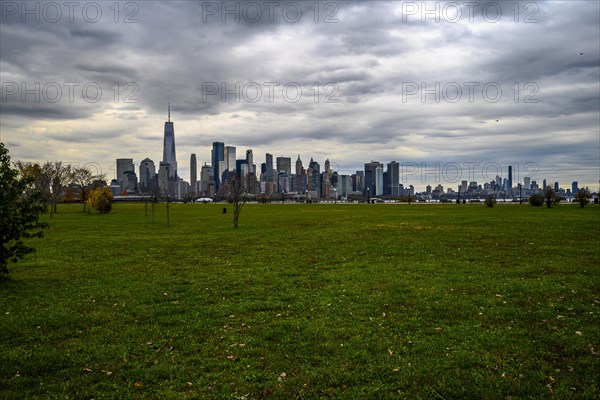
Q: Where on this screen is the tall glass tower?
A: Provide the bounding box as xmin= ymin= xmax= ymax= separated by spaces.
xmin=162 ymin=102 xmax=177 ymax=178
xmin=212 ymin=142 xmax=225 ymax=191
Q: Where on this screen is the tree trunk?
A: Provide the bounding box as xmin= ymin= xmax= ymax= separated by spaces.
xmin=233 ymin=211 xmax=239 ymax=228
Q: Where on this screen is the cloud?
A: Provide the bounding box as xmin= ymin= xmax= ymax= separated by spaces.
xmin=0 ymin=0 xmax=598 ymax=189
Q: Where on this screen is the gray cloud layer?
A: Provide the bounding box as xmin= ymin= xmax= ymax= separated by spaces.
xmin=1 ymin=0 xmax=598 ymax=188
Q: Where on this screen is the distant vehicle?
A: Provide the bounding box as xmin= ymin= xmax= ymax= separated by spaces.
xmin=196 ymin=197 xmax=214 ymax=203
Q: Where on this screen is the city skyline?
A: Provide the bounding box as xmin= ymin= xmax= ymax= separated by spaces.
xmin=115 ymin=105 xmax=592 ymax=198
xmin=1 ymin=1 xmax=598 ymax=189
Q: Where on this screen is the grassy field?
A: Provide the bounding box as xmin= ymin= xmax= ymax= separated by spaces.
xmin=1 ymin=202 xmax=599 ymax=399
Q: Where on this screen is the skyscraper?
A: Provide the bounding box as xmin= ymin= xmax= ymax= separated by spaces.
xmin=246 ymin=149 xmax=255 ymax=175
xmin=364 ymin=161 xmax=383 ymax=196
xmin=224 ymin=146 xmax=236 ymax=172
xmin=307 ymin=158 xmax=320 ymax=198
xmin=162 ymin=102 xmax=177 ymax=179
xmin=375 ymin=165 xmax=384 ymax=196
xmin=508 ymin=165 xmax=513 ymax=190
xmin=116 ymin=158 xmax=135 ymax=192
xmin=276 ymin=156 xmax=291 ymax=174
xmin=212 ymin=142 xmax=224 ymax=190
xmin=139 ymin=158 xmax=156 ymax=193
xmin=387 ymin=161 xmax=400 ymax=196
xmin=265 ymin=153 xmax=274 ymax=182
xmin=572 ymin=181 xmax=579 ymax=194
xmin=354 ymin=171 xmax=364 ymax=192
xmin=190 ymin=154 xmax=197 ymax=190
xmin=295 ymin=154 xmax=302 ymax=176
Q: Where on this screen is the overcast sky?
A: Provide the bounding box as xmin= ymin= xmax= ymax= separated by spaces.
xmin=1 ymin=0 xmax=598 ymax=190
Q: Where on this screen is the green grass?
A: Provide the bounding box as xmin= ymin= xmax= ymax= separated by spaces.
xmin=1 ymin=203 xmax=599 ymax=399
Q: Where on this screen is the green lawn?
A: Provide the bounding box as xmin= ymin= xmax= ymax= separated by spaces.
xmin=1 ymin=203 xmax=599 ymax=399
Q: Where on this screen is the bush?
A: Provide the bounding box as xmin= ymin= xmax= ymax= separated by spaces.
xmin=484 ymin=196 xmax=496 ymax=207
xmin=1 ymin=143 xmax=48 ymax=274
xmin=544 ymin=187 xmax=562 ymax=208
xmin=87 ymin=187 xmax=113 ymax=214
xmin=574 ymin=190 xmax=591 ymax=208
xmin=529 ymin=194 xmax=544 ymax=206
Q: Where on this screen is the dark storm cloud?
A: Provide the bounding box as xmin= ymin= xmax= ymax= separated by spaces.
xmin=0 ymin=0 xmax=598 ymax=187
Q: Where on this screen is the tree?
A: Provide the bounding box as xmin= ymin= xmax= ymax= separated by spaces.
xmin=227 ymin=175 xmax=246 ymax=228
xmin=484 ymin=195 xmax=497 ymax=207
xmin=87 ymin=187 xmax=113 ymax=214
xmin=1 ymin=143 xmax=48 ymax=274
xmin=40 ymin=161 xmax=72 ymax=214
xmin=71 ymin=166 xmax=105 ymax=212
xmin=529 ymin=193 xmax=544 ymax=206
xmin=574 ymin=189 xmax=591 ymax=208
xmin=544 ymin=187 xmax=562 ymax=208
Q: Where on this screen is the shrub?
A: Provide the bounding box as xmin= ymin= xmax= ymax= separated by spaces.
xmin=574 ymin=190 xmax=591 ymax=208
xmin=87 ymin=187 xmax=113 ymax=214
xmin=543 ymin=187 xmax=563 ymax=208
xmin=484 ymin=196 xmax=496 ymax=207
xmin=1 ymin=143 xmax=48 ymax=274
xmin=529 ymin=194 xmax=544 ymax=206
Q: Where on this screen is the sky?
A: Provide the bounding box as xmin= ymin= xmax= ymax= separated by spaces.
xmin=1 ymin=0 xmax=599 ymax=191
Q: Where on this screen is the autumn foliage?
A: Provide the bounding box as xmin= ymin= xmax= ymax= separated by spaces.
xmin=87 ymin=187 xmax=113 ymax=214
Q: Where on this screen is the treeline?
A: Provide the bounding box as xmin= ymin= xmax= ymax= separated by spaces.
xmin=13 ymin=160 xmax=106 ymax=214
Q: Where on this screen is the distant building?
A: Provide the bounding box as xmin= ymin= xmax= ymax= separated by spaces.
xmin=139 ymin=158 xmax=156 ymax=193
xmin=387 ymin=161 xmax=400 ymax=196
xmin=212 ymin=142 xmax=225 ymax=191
xmin=307 ymin=158 xmax=320 ymax=198
xmin=339 ymin=175 xmax=352 ymax=197
xmin=200 ymin=163 xmax=214 ymax=195
xmin=364 ymin=161 xmax=383 ymax=196
xmin=116 ymin=158 xmax=135 ymax=193
xmin=109 ymin=179 xmax=121 ymax=196
xmin=572 ymin=181 xmax=579 ymax=194
xmin=162 ymin=103 xmax=177 ymax=179
xmin=354 ymin=171 xmax=364 ymax=192
xmin=224 ymin=146 xmax=236 ymax=173
xmin=276 ymin=156 xmax=292 ymax=175
xmin=190 ymin=154 xmax=197 ymax=191
xmin=278 ymin=172 xmax=291 ymax=193
xmin=158 ymin=162 xmax=173 ymax=195
xmin=265 ymin=153 xmax=274 ymax=183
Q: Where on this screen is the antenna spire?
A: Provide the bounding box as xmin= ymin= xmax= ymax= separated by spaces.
xmin=168 ymin=101 xmax=171 ymax=122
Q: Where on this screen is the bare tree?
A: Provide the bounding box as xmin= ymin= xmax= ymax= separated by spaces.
xmin=41 ymin=162 xmax=72 ymax=215
xmin=574 ymin=189 xmax=591 ymax=208
xmin=71 ymin=167 xmax=105 ymax=212
xmin=227 ymin=175 xmax=246 ymax=228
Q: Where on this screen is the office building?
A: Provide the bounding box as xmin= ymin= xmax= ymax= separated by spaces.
xmin=572 ymin=181 xmax=579 ymax=194
xmin=224 ymin=146 xmax=236 ymax=173
xmin=276 ymin=156 xmax=292 ymax=174
xmin=162 ymin=102 xmax=177 ymax=178
xmin=364 ymin=161 xmax=383 ymax=196
xmin=212 ymin=142 xmax=225 ymax=191
xmin=190 ymin=154 xmax=197 ymax=190
xmin=265 ymin=153 xmax=274 ymax=183
xmin=387 ymin=161 xmax=400 ymax=196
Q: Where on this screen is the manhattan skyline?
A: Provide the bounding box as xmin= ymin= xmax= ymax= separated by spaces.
xmin=1 ymin=1 xmax=598 ymax=190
